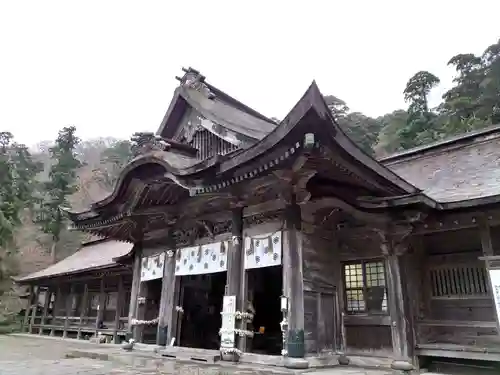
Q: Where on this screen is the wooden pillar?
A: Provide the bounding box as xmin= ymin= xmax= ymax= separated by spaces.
xmin=22 ymin=285 xmax=34 ymax=332
xmin=478 ymin=217 xmax=500 ymax=332
xmin=127 ymin=245 xmax=142 ymax=335
xmin=134 ymin=282 xmax=148 ymax=342
xmin=63 ymin=284 xmax=74 ymax=338
xmin=77 ymin=283 xmax=89 ymax=340
xmin=114 ymin=276 xmax=124 ymax=343
xmin=157 ymin=247 xmax=176 ymax=346
xmin=382 ymin=231 xmax=413 ymax=363
xmin=283 ymin=196 xmax=306 ymax=360
xmin=51 ymin=285 xmax=62 ymax=336
xmin=226 ymin=206 xmax=244 ymax=352
xmin=39 ymin=287 xmax=51 ymax=335
xmin=29 ymin=286 xmax=40 ymax=334
xmin=95 ymin=277 xmax=106 ymax=336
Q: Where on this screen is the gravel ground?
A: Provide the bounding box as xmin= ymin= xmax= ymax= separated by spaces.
xmin=0 ymin=335 xmax=393 ymax=375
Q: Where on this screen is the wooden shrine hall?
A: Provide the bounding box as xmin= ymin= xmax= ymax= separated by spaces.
xmin=17 ymin=67 xmax=500 ymax=372
xmin=17 ymin=239 xmax=133 ymax=343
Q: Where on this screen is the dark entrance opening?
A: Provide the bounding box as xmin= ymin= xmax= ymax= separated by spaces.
xmin=177 ymin=272 xmax=227 ymax=349
xmin=247 ymin=265 xmax=283 ymax=355
xmin=142 ymin=278 xmax=162 ymax=344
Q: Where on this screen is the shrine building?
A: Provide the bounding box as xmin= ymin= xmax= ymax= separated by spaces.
xmin=16 ymin=67 xmax=500 ymax=372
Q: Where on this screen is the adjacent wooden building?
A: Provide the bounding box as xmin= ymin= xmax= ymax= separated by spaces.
xmin=18 ymin=67 xmax=500 ymax=371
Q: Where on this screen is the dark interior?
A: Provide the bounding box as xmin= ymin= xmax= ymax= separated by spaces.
xmin=247 ymin=265 xmax=283 ymax=355
xmin=178 ymin=272 xmax=226 ymax=349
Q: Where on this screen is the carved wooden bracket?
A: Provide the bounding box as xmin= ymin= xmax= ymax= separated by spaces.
xmin=372 ymin=225 xmax=414 ymax=256
xmin=273 ymin=169 xmax=316 ymax=205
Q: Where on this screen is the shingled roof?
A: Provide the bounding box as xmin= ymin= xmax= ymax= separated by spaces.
xmin=381 ymin=125 xmax=500 ymax=203
xmin=16 ymin=239 xmax=133 ymax=283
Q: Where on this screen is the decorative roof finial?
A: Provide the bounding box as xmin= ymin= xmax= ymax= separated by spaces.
xmin=175 ymin=67 xmax=215 ymax=100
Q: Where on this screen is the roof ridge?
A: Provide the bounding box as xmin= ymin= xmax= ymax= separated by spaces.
xmin=178 ymin=67 xmax=277 ymax=124
xmin=379 ymin=124 xmax=500 ymax=164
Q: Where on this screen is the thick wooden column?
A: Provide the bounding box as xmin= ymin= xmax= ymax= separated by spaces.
xmin=381 ymin=230 xmax=414 ymax=365
xmin=157 ymin=246 xmax=176 ymax=346
xmin=225 ymin=206 xmax=244 ymax=355
xmin=113 ymin=276 xmax=124 ymax=343
xmin=77 ymin=283 xmax=89 ymax=339
xmin=283 ymin=196 xmax=306 ymax=363
xmin=134 ymin=282 xmax=148 ymax=342
xmin=39 ymin=287 xmax=51 ymax=335
xmin=127 ymin=245 xmax=142 ymax=336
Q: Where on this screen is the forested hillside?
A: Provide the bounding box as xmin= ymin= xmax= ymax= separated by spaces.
xmin=0 ymin=38 xmax=499 ymax=320
xmin=327 ymin=38 xmax=500 ymax=157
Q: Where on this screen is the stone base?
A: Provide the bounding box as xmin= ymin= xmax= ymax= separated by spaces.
xmin=221 ymin=352 xmax=240 ymax=362
xmin=338 ymin=354 xmax=350 ymax=366
xmin=284 ymin=357 xmax=309 ymax=369
xmin=391 ymin=360 xmax=414 ymax=373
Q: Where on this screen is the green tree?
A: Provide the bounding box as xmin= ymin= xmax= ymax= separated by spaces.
xmin=441 ymin=53 xmax=485 ymax=134
xmin=399 ymin=71 xmax=441 ymax=149
xmin=91 ymin=140 xmax=133 ymax=190
xmin=34 ymin=126 xmax=81 ymax=264
xmin=479 ymin=39 xmax=500 ymax=124
xmin=0 ymin=132 xmax=41 ymax=295
xmin=373 ymin=110 xmax=409 ymax=157
xmin=323 ymin=95 xmax=383 ymax=155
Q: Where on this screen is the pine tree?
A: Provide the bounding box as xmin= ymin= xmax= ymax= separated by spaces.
xmin=34 ymin=126 xmax=81 ymax=264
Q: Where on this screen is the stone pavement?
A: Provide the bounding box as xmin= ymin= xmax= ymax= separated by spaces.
xmin=0 ymin=334 xmax=399 ymax=375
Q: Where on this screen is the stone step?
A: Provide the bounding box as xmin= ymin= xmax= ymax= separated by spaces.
xmin=159 ymin=346 xmax=221 ymax=364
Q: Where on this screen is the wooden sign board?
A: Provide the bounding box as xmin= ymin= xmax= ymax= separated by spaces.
xmin=220 ymin=295 xmax=236 ymax=349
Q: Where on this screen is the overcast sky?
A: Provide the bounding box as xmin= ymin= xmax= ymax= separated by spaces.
xmin=1 ymin=1 xmax=499 ymax=146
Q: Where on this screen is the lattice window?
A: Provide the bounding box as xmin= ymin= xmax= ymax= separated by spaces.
xmin=344 ymin=260 xmax=388 ymax=314
xmin=429 ymin=264 xmax=489 ymax=298
xmin=190 ymin=129 xmax=238 ymax=160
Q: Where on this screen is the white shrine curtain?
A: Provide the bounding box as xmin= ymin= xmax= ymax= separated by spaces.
xmin=140 ymin=252 xmax=166 ymax=282
xmin=244 ymin=231 xmax=282 ymax=270
xmin=175 ymin=241 xmax=229 ymax=276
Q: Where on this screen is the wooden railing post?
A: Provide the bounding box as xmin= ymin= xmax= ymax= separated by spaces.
xmin=95 ymin=277 xmax=106 ymax=338
xmin=63 ymin=285 xmax=74 ymax=338
xmin=39 ymin=287 xmax=51 ymax=335
xmin=29 ymin=286 xmax=40 ymax=334
xmin=22 ymin=285 xmax=34 ymax=333
xmin=114 ymin=276 xmax=124 ymax=343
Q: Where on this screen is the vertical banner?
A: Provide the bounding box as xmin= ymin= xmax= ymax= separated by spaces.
xmin=220 ymin=295 xmax=236 ymax=349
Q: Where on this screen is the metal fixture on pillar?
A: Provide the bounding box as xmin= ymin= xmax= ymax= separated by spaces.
xmin=280 ymin=295 xmax=289 ymax=356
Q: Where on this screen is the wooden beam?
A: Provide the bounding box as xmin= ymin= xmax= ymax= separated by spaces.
xmin=77 ymin=283 xmax=89 ymax=340
xmin=282 ymin=196 xmax=306 ymax=359
xmin=39 ymin=287 xmax=51 ymax=335
xmin=479 ymin=216 xmax=494 ymax=256
xmin=157 ymin=246 xmax=176 ymax=346
xmin=113 ymin=276 xmax=124 ymax=343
